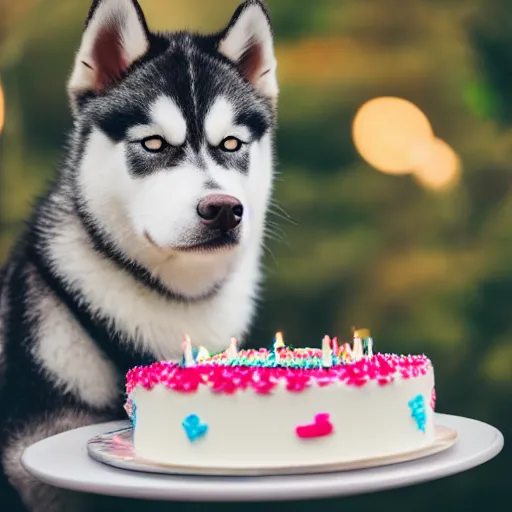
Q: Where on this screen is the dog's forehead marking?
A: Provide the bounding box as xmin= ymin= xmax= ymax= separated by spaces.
xmin=149 ymin=96 xmax=187 ymax=146
xmin=205 ymin=96 xmax=237 ymax=146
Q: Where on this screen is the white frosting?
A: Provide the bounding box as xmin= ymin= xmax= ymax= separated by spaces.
xmin=130 ymin=368 xmax=435 ymax=468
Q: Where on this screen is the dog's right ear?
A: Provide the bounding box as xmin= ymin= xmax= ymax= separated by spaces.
xmin=67 ymin=0 xmax=150 ymax=114
xmin=218 ymin=1 xmax=278 ymax=101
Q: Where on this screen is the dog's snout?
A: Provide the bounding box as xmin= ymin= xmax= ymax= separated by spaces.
xmin=197 ymin=194 xmax=243 ymax=232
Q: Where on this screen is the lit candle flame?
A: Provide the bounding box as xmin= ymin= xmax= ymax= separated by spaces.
xmin=273 ymin=332 xmax=285 ymax=350
xmin=273 ymin=332 xmax=284 ymax=363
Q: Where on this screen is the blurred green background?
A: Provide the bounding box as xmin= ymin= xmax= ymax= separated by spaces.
xmin=0 ymin=0 xmax=509 ymax=510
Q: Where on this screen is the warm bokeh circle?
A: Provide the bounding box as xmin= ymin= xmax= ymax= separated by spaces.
xmin=352 ymin=97 xmax=434 ymax=175
xmin=0 ymin=80 xmax=4 ymax=135
xmin=412 ymin=138 xmax=461 ymax=190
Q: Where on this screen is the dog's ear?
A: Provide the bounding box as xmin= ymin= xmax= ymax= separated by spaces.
xmin=218 ymin=1 xmax=278 ymax=101
xmin=68 ymin=0 xmax=150 ymax=113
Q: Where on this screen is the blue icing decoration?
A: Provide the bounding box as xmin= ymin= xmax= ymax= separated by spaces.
xmin=132 ymin=403 xmax=137 ymax=427
xmin=124 ymin=398 xmax=137 ymax=426
xmin=408 ymin=394 xmax=426 ymax=432
xmin=182 ymin=414 xmax=208 ymax=442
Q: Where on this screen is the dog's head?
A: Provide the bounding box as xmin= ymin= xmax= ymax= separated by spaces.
xmin=66 ymin=0 xmax=277 ymax=299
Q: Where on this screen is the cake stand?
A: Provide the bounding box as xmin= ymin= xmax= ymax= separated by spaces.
xmin=21 ymin=413 xmax=503 ymax=502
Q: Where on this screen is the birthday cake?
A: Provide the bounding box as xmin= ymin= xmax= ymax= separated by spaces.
xmin=125 ymin=330 xmax=436 ymax=469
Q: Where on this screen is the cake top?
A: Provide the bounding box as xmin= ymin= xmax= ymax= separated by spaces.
xmin=125 ymin=330 xmax=432 ymax=395
xmin=126 ymin=354 xmax=432 ymax=395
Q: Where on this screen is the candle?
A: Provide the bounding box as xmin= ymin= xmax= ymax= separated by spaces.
xmin=331 ymin=336 xmax=340 ymax=356
xmin=274 ymin=332 xmax=285 ymax=350
xmin=353 ymin=338 xmax=362 ymax=361
xmin=196 ymin=346 xmax=210 ymax=362
xmin=227 ymin=337 xmax=238 ymax=361
xmin=353 ymin=328 xmax=371 ymax=361
xmin=341 ymin=342 xmax=352 ymax=362
xmin=322 ymin=335 xmax=333 ymax=368
xmin=365 ymin=336 xmax=374 ymax=357
xmin=353 ymin=328 xmax=373 ymax=357
xmin=183 ymin=334 xmax=195 ymax=367
xmin=273 ymin=332 xmax=285 ymax=363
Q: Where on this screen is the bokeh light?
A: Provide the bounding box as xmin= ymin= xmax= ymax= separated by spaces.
xmin=352 ymin=97 xmax=434 ymax=175
xmin=0 ymin=80 xmax=4 ymax=135
xmin=411 ymin=138 xmax=461 ymax=190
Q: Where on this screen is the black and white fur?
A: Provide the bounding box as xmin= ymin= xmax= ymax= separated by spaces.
xmin=0 ymin=1 xmax=278 ymax=509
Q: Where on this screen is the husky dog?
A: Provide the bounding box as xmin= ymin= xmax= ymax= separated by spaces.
xmin=0 ymin=0 xmax=278 ymax=509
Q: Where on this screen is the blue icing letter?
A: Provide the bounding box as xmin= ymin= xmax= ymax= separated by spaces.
xmin=408 ymin=394 xmax=426 ymax=432
xmin=182 ymin=414 xmax=208 ymax=442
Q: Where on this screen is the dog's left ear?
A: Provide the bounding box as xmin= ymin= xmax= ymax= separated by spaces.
xmin=67 ymin=0 xmax=150 ymax=113
xmin=218 ymin=1 xmax=278 ymax=101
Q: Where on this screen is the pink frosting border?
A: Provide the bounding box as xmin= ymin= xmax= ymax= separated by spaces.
xmin=126 ymin=353 xmax=432 ymax=395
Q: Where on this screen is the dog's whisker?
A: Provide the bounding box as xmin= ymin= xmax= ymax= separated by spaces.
xmin=264 ymin=224 xmax=284 ymax=236
xmin=268 ymin=206 xmax=297 ymax=225
xmin=269 ymin=207 xmax=294 ymax=223
xmin=264 ymin=231 xmax=285 ymax=243
xmin=261 ymin=242 xmax=279 ymax=266
xmin=269 ymin=200 xmax=292 ymax=215
xmin=265 ymin=223 xmax=288 ymax=240
xmin=266 ymin=220 xmax=287 ymax=233
xmin=265 ymin=227 xmax=285 ymax=238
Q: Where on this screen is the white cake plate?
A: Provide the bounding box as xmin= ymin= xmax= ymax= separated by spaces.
xmin=21 ymin=413 xmax=503 ymax=502
xmin=85 ymin=424 xmax=458 ymax=476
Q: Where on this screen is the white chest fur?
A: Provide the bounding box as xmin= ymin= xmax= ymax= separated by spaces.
xmin=46 ymin=208 xmax=261 ymax=362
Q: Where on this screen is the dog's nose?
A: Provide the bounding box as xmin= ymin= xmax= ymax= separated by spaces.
xmin=197 ymin=194 xmax=243 ymax=232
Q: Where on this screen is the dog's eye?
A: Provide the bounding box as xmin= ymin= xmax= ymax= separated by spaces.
xmin=141 ymin=136 xmax=167 ymax=153
xmin=220 ymin=137 xmax=243 ymax=152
